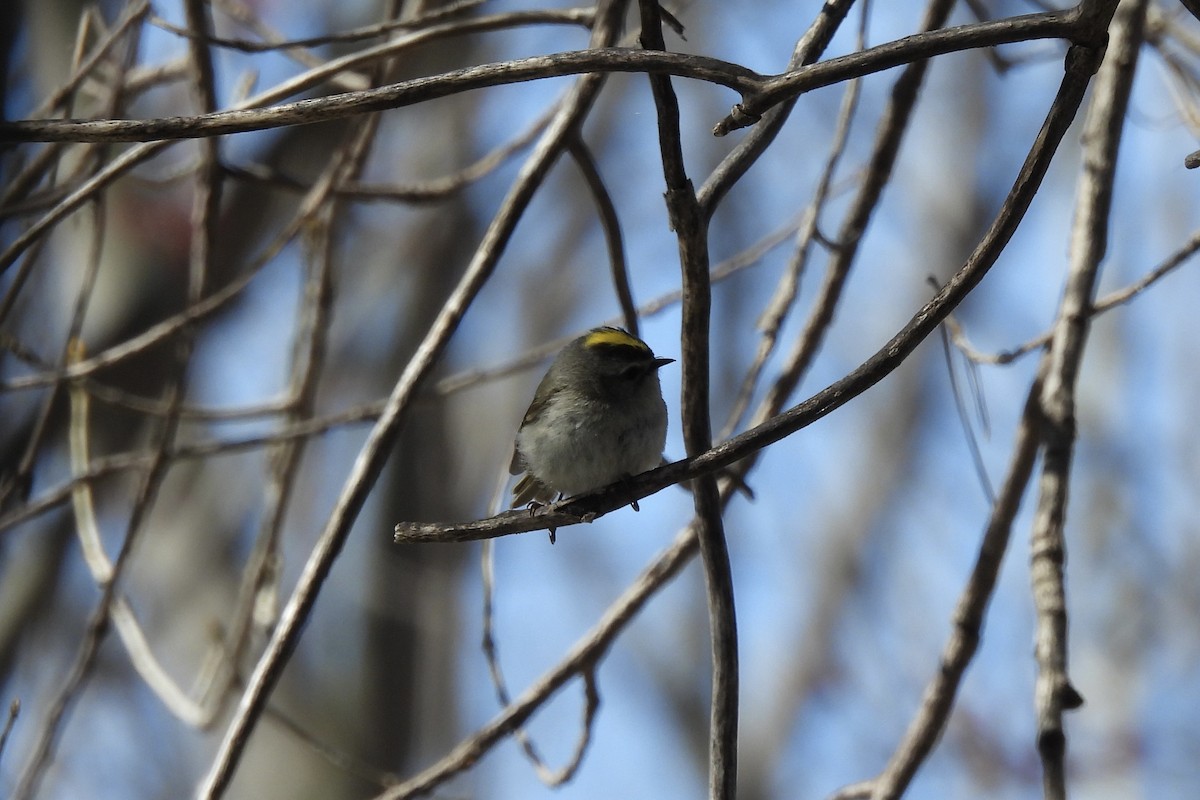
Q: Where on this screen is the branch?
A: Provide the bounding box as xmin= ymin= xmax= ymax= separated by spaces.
xmin=1030 ymin=1 xmax=1145 ymax=796
xmin=699 ymin=0 xmax=856 ymax=215
xmin=65 ymin=343 xmax=213 ymax=727
xmin=0 ymin=49 xmax=759 ymax=143
xmin=947 ymin=221 xmax=1200 ymax=367
xmin=714 ymin=6 xmax=1086 ymax=134
xmin=378 ymin=521 xmax=700 ymax=800
xmin=479 ymin=541 xmax=599 ymax=785
xmin=152 ymin=0 xmax=496 ymax=52
xmin=2 ymin=6 xmax=1109 ymax=146
xmin=0 ymin=699 xmax=18 ymax=766
xmin=637 ymin=2 xmax=737 ymax=798
xmin=567 ymin=136 xmax=638 ymax=334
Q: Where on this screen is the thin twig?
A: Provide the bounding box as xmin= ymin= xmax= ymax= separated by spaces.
xmin=937 ymin=323 xmax=996 ymax=503
xmin=717 ymin=1 xmax=865 ymax=443
xmin=479 ymin=541 xmax=599 ymax=785
xmin=63 ymin=340 xmax=211 ymax=725
xmin=568 ymin=135 xmax=638 ymax=335
xmin=0 ymin=699 xmax=18 ymax=767
xmin=379 ymin=517 xmax=702 ymax=800
xmin=949 ymin=226 xmax=1200 ymax=366
xmin=223 ymin=98 xmax=556 ymax=203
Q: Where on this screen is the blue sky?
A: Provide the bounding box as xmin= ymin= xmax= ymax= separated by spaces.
xmin=3 ymin=1 xmax=1200 ymax=798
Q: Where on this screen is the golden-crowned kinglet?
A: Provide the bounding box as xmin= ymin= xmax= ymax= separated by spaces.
xmin=510 ymin=327 xmax=673 ymax=526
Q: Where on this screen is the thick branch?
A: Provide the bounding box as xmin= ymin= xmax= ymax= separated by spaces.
xmin=2 ymin=7 xmax=1106 ymax=146
xmin=637 ymin=2 xmax=737 ymax=798
xmin=0 ymin=49 xmax=757 ymax=143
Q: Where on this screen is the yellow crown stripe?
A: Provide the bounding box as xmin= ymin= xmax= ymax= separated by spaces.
xmin=584 ymin=327 xmax=650 ymax=352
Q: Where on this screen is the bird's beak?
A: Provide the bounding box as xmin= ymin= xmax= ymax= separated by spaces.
xmin=652 ymin=357 xmax=675 ymax=369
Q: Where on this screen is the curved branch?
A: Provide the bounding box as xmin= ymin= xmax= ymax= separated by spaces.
xmin=567 ymin=136 xmax=638 ymax=334
xmin=0 ymin=49 xmax=759 ymax=143
xmin=714 ymin=5 xmax=1088 ymax=135
xmin=1 ymin=6 xmax=1108 ymax=146
xmin=379 ymin=522 xmax=700 ymax=800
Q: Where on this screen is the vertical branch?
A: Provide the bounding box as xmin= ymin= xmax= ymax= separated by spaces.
xmin=1030 ymin=1 xmax=1146 ymax=797
xmin=180 ymin=0 xmax=223 ymax=312
xmin=11 ymin=18 xmax=162 ymax=799
xmin=637 ymin=3 xmax=737 ymax=799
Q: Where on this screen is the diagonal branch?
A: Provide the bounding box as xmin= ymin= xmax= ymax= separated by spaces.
xmin=713 ymin=4 xmax=1093 ymax=135
xmin=836 ymin=370 xmax=1045 ymax=800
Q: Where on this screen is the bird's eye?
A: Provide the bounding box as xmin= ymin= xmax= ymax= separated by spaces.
xmin=618 ymin=364 xmax=643 ymax=381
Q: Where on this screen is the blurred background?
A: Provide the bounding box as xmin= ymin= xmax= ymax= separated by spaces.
xmin=2 ymin=0 xmax=1199 ymax=798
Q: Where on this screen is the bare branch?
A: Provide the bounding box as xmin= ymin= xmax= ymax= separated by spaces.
xmin=479 ymin=541 xmax=599 ymax=785
xmin=568 ymin=135 xmax=638 ymax=334
xmin=638 ymin=2 xmax=737 ymax=797
xmin=1030 ymin=1 xmax=1145 ymax=796
xmin=0 ymin=49 xmax=759 ymax=143
xmin=0 ymin=699 xmax=18 ymax=766
xmin=714 ymin=6 xmax=1087 ymax=134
